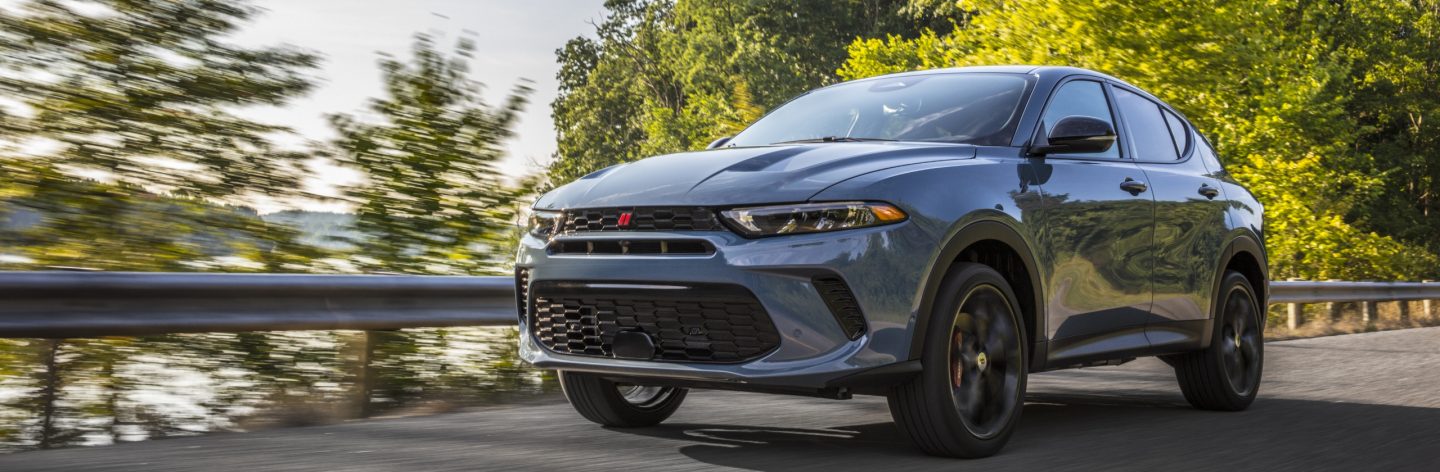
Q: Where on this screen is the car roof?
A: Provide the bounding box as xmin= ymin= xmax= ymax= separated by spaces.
xmin=876 ymin=65 xmax=1124 ymax=83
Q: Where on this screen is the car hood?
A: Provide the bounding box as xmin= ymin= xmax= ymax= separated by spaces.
xmin=536 ymin=142 xmax=975 ymax=208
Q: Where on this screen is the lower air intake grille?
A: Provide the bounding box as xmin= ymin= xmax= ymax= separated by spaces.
xmin=515 ymin=267 xmax=531 ymax=321
xmin=813 ymin=275 xmax=867 ymax=340
xmin=530 ymin=281 xmax=780 ymax=363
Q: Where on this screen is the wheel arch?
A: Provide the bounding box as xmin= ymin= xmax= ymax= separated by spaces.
xmin=909 ymin=219 xmax=1046 ymax=370
xmin=1204 ymin=231 xmax=1269 ymax=345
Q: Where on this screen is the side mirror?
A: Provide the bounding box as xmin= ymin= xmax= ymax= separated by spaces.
xmin=1028 ymin=116 xmax=1116 ymax=156
xmin=706 ymin=136 xmax=733 ymax=149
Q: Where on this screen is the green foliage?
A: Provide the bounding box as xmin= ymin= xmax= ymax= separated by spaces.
xmin=548 ymin=0 xmax=923 ymax=184
xmin=331 ymin=35 xmax=533 ymax=275
xmin=0 ymin=0 xmax=322 ymax=271
xmin=840 ymin=0 xmax=1440 ymax=280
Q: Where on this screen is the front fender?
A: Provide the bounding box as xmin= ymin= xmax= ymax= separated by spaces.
xmin=812 ymin=155 xmax=1049 ymax=368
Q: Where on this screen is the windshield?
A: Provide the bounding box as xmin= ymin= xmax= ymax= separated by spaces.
xmin=728 ymin=73 xmax=1031 ymax=147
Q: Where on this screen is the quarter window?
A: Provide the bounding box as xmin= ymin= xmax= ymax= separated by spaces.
xmin=1162 ymin=109 xmax=1190 ymax=157
xmin=1114 ymin=87 xmax=1179 ymax=161
xmin=1040 ymin=80 xmax=1119 ymax=158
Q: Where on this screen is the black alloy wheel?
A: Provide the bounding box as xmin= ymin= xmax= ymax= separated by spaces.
xmin=1168 ymin=271 xmax=1263 ymax=411
xmin=947 ymin=284 xmax=1025 ymax=439
xmin=888 ymin=263 xmax=1028 ymax=458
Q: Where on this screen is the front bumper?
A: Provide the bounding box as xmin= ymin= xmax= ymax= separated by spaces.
xmin=515 ymin=221 xmax=936 ymax=391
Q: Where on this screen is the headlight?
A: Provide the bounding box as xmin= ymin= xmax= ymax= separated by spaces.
xmin=528 ymin=210 xmax=561 ymax=238
xmin=720 ymin=202 xmax=907 ymax=237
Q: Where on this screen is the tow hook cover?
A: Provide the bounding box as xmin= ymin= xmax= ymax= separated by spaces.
xmin=612 ymin=330 xmax=656 ymax=360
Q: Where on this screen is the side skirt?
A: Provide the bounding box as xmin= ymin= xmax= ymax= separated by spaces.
xmin=1036 ymin=322 xmax=1207 ymax=372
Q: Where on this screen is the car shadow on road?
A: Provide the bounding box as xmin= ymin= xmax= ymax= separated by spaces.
xmin=609 ymin=392 xmax=1440 ymax=471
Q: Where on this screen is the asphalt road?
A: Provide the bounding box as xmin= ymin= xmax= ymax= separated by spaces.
xmin=6 ymin=327 xmax=1440 ymax=471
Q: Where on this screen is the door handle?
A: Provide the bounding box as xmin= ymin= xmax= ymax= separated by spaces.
xmin=1119 ymin=178 xmax=1148 ymax=195
xmin=1198 ymin=184 xmax=1220 ymax=199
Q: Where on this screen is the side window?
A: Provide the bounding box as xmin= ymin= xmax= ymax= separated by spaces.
xmin=1162 ymin=109 xmax=1189 ymax=157
xmin=1113 ymin=87 xmax=1178 ymax=161
xmin=1040 ymin=80 xmax=1120 ymax=158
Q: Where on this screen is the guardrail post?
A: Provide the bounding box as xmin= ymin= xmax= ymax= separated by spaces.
xmin=1286 ymin=278 xmax=1304 ymax=329
xmin=1361 ymin=301 xmax=1376 ymax=331
xmin=1398 ymin=298 xmax=1410 ymax=325
xmin=37 ymin=339 xmax=62 ymax=449
xmin=1425 ymin=281 xmax=1435 ymax=320
xmin=355 ymin=331 xmax=378 ymax=418
xmin=1325 ymin=279 xmax=1342 ymax=323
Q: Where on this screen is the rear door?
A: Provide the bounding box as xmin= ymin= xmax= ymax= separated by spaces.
xmin=1111 ymin=85 xmax=1229 ymax=352
xmin=1030 ymin=78 xmax=1156 ymax=364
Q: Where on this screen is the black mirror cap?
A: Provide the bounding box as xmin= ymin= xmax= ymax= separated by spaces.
xmin=1028 ymin=116 xmax=1116 ymax=155
xmin=706 ymin=136 xmax=733 ymax=149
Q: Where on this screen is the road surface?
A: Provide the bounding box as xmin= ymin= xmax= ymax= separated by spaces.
xmin=5 ymin=327 xmax=1440 ymax=471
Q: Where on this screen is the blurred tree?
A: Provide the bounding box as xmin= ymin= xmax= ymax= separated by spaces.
xmin=331 ymin=34 xmax=532 ymax=275
xmin=0 ymin=339 xmax=100 ymax=449
xmin=0 ymin=0 xmax=322 ymax=271
xmin=839 ymin=0 xmax=1440 ymax=281
xmin=548 ymin=0 xmax=925 ymax=184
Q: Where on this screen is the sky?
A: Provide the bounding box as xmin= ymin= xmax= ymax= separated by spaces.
xmin=228 ymin=0 xmax=610 ymax=213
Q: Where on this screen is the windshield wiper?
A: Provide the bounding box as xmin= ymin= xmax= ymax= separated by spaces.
xmin=772 ymin=136 xmax=896 ymax=145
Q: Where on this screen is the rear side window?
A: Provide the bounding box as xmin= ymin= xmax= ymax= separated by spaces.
xmin=1114 ymin=87 xmax=1179 ymax=162
xmin=1162 ymin=110 xmax=1189 ymax=157
xmin=1040 ymin=80 xmax=1120 ymax=159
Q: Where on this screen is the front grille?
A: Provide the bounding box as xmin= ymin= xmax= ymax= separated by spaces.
xmin=530 ymin=281 xmax=781 ymax=363
xmin=813 ymin=275 xmax=867 ymax=340
xmin=548 ymin=239 xmax=714 ymax=255
xmin=561 ymin=207 xmax=724 ymax=233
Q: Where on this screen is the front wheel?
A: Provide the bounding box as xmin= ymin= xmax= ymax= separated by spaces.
xmin=559 ymin=371 xmax=687 ymax=427
xmin=1167 ymin=271 xmax=1263 ymax=411
xmin=888 ymin=263 xmax=1028 ymax=458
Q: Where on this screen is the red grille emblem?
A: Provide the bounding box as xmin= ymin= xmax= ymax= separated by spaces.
xmin=617 ymin=212 xmax=633 ymax=227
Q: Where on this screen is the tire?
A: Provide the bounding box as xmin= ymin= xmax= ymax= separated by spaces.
xmin=559 ymin=371 xmax=687 ymax=427
xmin=1167 ymin=270 xmax=1263 ymax=411
xmin=888 ymin=263 xmax=1028 ymax=458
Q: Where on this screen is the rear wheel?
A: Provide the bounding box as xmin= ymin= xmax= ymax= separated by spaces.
xmin=1167 ymin=271 xmax=1263 ymax=411
xmin=559 ymin=371 xmax=687 ymax=427
xmin=888 ymin=263 xmax=1028 ymax=458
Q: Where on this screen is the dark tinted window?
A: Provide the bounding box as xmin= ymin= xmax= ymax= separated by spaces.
xmin=1040 ymin=80 xmax=1119 ymax=158
xmin=1162 ymin=109 xmax=1189 ymax=157
xmin=727 ymin=74 xmax=1030 ymax=147
xmin=1114 ymin=87 xmax=1178 ymax=161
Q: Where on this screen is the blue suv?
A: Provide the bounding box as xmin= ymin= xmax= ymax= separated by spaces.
xmin=517 ymin=66 xmax=1267 ymax=457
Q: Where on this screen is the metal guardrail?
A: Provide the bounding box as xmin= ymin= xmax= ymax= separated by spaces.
xmin=1268 ymin=280 xmax=1440 ymax=304
xmin=0 ymin=271 xmax=515 ymax=338
xmin=1269 ymin=279 xmax=1440 ymax=329
xmin=0 ymin=272 xmax=1435 ymax=338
